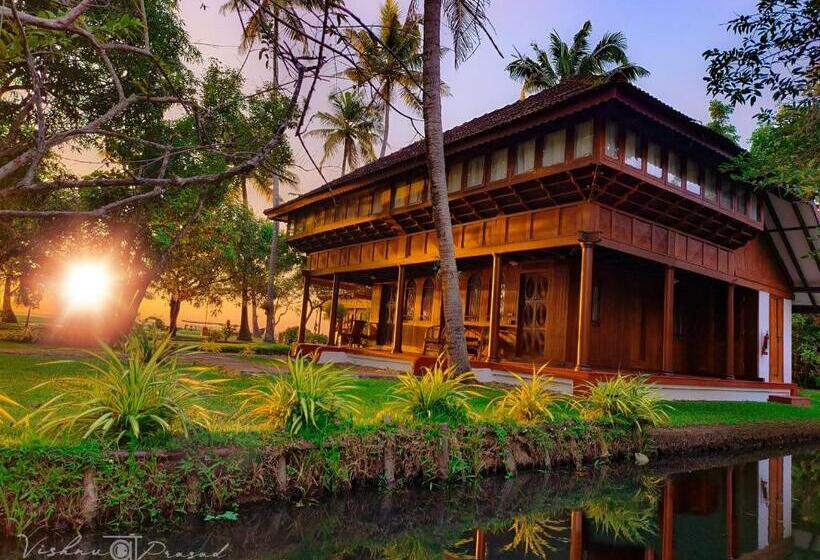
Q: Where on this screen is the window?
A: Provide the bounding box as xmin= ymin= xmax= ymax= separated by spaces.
xmin=466 ymin=155 xmax=485 ymax=188
xmin=334 ymin=202 xmax=345 ymax=221
xmin=489 ymin=148 xmax=508 ymax=182
xmin=719 ymin=181 xmax=733 ymax=209
xmin=447 ymin=162 xmax=463 ymax=193
xmin=542 ymin=129 xmax=566 ymax=166
xmin=667 ymin=151 xmax=682 ymax=187
xmin=737 ymin=186 xmax=749 ymax=214
xmin=408 ymin=178 xmax=425 ymax=205
xmin=403 ymin=279 xmax=416 ymax=320
xmin=625 ymin=130 xmax=643 ymax=169
xmin=287 ymin=220 xmax=294 ymax=236
xmin=605 ymin=121 xmax=621 ymax=159
xmin=573 ymin=120 xmax=593 ymax=158
xmin=393 ymin=182 xmax=409 ymax=208
xmin=704 ymin=169 xmax=717 ymax=202
xmin=465 ymin=273 xmax=482 ymax=321
xmin=420 ymin=278 xmax=434 ymax=321
xmin=373 ymin=187 xmax=386 ymax=213
xmin=647 ymin=142 xmax=663 ymax=178
xmin=686 ymin=159 xmax=702 ymax=195
xmin=516 ymin=139 xmax=536 ymax=173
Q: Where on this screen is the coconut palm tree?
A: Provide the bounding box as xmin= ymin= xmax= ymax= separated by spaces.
xmin=421 ymin=0 xmax=495 ymax=373
xmin=506 ymin=21 xmax=649 ymax=99
xmin=343 ymin=0 xmax=423 ymax=158
xmin=309 ymin=90 xmax=383 ymax=176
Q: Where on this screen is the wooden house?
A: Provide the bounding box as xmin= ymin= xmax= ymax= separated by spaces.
xmin=267 ymin=75 xmax=819 ymax=402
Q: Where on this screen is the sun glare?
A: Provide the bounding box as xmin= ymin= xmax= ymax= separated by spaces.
xmin=62 ymin=261 xmax=113 ymax=312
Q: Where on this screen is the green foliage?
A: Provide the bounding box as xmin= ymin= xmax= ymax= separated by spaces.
xmin=237 ymin=355 xmax=359 ymax=435
xmin=706 ymin=99 xmax=740 ymax=143
xmin=573 ymin=375 xmax=669 ymax=432
xmin=792 ymin=314 xmax=819 ymax=388
xmin=27 ymin=334 xmax=219 ymax=445
xmin=491 ymin=363 xmax=561 ymax=423
xmin=581 ymin=476 xmax=662 ymax=544
xmin=200 ymin=340 xmax=223 ymax=353
xmin=506 ymin=20 xmax=648 ymax=98
xmin=389 ymin=356 xmax=479 ymax=424
xmin=0 ymin=393 xmax=20 ymax=424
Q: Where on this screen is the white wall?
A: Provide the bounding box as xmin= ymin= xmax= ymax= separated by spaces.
xmin=783 ymin=299 xmax=793 ymax=384
xmin=758 ymin=291 xmax=770 ymax=382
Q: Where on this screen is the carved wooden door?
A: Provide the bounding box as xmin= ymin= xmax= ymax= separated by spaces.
xmin=517 ymin=273 xmax=549 ymax=357
xmin=377 ymin=284 xmax=397 ymax=346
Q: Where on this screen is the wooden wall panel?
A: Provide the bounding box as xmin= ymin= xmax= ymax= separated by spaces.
xmin=532 ymin=209 xmax=559 ymax=239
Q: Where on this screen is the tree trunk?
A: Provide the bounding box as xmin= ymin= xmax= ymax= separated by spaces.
xmin=380 ymin=90 xmax=391 ymax=157
xmin=238 ymin=279 xmax=253 ymax=341
xmin=1 ymin=273 xmax=17 ymax=324
xmin=341 ymin=137 xmax=351 ymax=176
xmin=251 ymin=290 xmax=261 ymax=337
xmin=263 ymin=175 xmax=280 ymax=342
xmin=169 ymin=297 xmax=181 ymax=337
xmin=422 ymin=0 xmax=470 ymax=373
xmin=241 ymin=176 xmax=248 ymax=207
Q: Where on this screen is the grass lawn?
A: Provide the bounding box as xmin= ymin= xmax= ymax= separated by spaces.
xmin=0 ymin=350 xmax=817 ymax=446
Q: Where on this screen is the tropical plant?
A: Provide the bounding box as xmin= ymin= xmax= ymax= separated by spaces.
xmin=343 ymin=0 xmax=424 ymax=157
xmin=29 ymin=335 xmax=218 ymax=444
xmin=490 ymin=363 xmax=561 ymax=423
xmin=237 ymin=354 xmax=359 ymax=435
xmin=502 ymin=514 xmax=564 ymax=559
xmin=506 ymin=20 xmax=649 ymax=98
xmin=309 ymin=89 xmax=383 ymax=176
xmin=572 ymin=375 xmax=669 ymax=432
xmin=389 ymin=355 xmax=478 ymax=423
xmin=0 ymin=394 xmax=20 ymax=424
xmin=582 ymin=476 xmax=662 ymax=544
xmin=200 ymin=340 xmax=223 ymax=353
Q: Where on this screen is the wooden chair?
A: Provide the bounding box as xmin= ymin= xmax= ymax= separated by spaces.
xmin=465 ymin=327 xmax=485 ymax=359
xmin=339 ymin=319 xmax=368 ymax=347
xmin=422 ymin=325 xmax=442 ymax=355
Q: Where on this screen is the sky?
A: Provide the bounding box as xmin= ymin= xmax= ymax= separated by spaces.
xmin=22 ymin=0 xmax=769 ymax=332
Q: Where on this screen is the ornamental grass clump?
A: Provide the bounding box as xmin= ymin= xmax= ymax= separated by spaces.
xmin=491 ymin=363 xmax=561 ymax=423
xmin=237 ymin=354 xmax=359 ymax=435
xmin=573 ymin=374 xmax=669 ymax=433
xmin=0 ymin=394 xmax=20 ymax=424
xmin=28 ymin=333 xmax=218 ymax=445
xmin=389 ymin=355 xmax=479 ymax=424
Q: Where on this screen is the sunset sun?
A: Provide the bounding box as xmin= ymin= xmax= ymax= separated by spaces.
xmin=62 ymin=261 xmax=113 ymax=312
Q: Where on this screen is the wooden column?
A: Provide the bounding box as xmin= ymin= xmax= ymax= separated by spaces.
xmin=726 ymin=283 xmax=736 ymax=379
xmin=662 ymin=266 xmax=675 ymax=374
xmin=575 ymin=234 xmax=597 ymax=371
xmin=327 ymin=274 xmax=340 ymax=346
xmin=392 ymin=265 xmax=406 ymax=354
xmin=297 ymin=271 xmax=311 ymax=344
xmin=661 ymin=479 xmax=675 ymax=560
xmin=488 ymin=254 xmax=503 ymax=361
xmin=569 ymin=510 xmax=583 ymax=560
xmin=726 ymin=466 xmax=736 ymax=559
xmin=474 ymin=528 xmax=486 ymax=560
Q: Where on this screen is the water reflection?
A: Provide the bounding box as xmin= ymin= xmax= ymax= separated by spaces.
xmin=2 ymin=447 xmax=817 ymax=559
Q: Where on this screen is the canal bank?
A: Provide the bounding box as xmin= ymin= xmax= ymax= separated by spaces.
xmin=2 ymin=419 xmax=819 ymax=536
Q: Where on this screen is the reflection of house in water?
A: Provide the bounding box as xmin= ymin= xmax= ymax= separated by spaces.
xmin=465 ymin=457 xmax=796 ymax=559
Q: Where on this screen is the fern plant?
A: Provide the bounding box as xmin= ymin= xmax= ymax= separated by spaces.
xmin=389 ymin=355 xmax=479 ymax=424
xmin=28 ymin=334 xmax=218 ymax=445
xmin=573 ymin=374 xmax=669 ymax=432
xmin=491 ymin=363 xmax=561 ymax=423
xmin=237 ymin=354 xmax=359 ymax=435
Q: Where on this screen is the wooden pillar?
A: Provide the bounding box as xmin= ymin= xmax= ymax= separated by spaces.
xmin=474 ymin=528 xmax=486 ymax=560
xmin=726 ymin=466 xmax=736 ymax=559
xmin=662 ymin=266 xmax=675 ymax=374
xmin=661 ymin=479 xmax=675 ymax=560
xmin=575 ymin=234 xmax=597 ymax=371
xmin=327 ymin=274 xmax=340 ymax=346
xmin=392 ymin=265 xmax=406 ymax=354
xmin=569 ymin=510 xmax=583 ymax=560
xmin=297 ymin=271 xmax=311 ymax=344
xmin=726 ymin=283 xmax=736 ymax=379
xmin=488 ymin=254 xmax=503 ymax=361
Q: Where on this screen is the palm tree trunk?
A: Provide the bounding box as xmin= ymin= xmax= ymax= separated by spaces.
xmin=380 ymin=92 xmax=391 ymax=157
xmin=342 ymin=138 xmax=350 ymax=176
xmin=264 ymin=12 xmax=281 ymax=343
xmin=1 ymin=272 xmax=17 ymax=324
xmin=241 ymin=176 xmax=248 ymax=207
xmin=251 ymin=290 xmax=261 ymax=337
xmin=238 ymin=279 xmax=252 ymax=341
xmin=422 ymin=0 xmax=470 ymax=373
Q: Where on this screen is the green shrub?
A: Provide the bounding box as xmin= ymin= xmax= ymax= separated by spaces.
xmin=280 ymin=326 xmax=299 ymax=344
xmin=573 ymin=375 xmax=669 ymax=432
xmin=204 ymin=329 xmax=223 ymax=343
xmin=793 ymin=313 xmax=819 ymax=388
xmin=239 ymin=345 xmax=256 ymax=357
xmin=237 ymin=355 xmax=359 ymax=435
xmin=27 ymin=334 xmax=219 ymax=445
xmin=200 ymin=340 xmax=222 ymax=353
xmin=388 ymin=356 xmax=478 ymax=424
xmin=0 ymin=326 xmax=39 ymax=343
xmin=491 ymin=364 xmax=561 ymax=423
xmin=254 ymin=343 xmax=290 ymax=356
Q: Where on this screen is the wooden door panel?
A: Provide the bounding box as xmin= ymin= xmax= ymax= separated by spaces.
xmin=769 ymin=295 xmax=784 ymax=383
